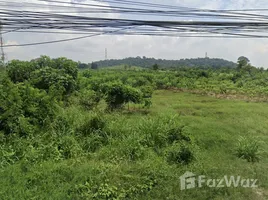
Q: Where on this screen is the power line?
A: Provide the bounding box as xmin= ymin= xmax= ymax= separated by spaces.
xmin=1 ymin=0 xmax=268 ymax=48
xmin=1 ymin=27 xmax=132 ymax=47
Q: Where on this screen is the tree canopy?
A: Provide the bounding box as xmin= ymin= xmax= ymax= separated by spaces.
xmin=92 ymin=57 xmax=236 ymax=69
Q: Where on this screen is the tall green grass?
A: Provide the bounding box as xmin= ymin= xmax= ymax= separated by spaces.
xmin=0 ymin=91 xmax=268 ymax=199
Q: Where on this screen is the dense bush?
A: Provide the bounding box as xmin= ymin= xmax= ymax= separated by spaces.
xmin=31 ymin=67 xmax=77 ymax=95
xmin=101 ymin=83 xmax=143 ymax=110
xmin=166 ymin=126 xmax=191 ymax=144
xmin=7 ymin=56 xmax=78 ymax=96
xmin=166 ymin=143 xmax=195 ymax=165
xmin=78 ymin=89 xmax=101 ymax=110
xmin=7 ymin=60 xmax=34 ymax=83
xmin=0 ymin=79 xmax=57 ymax=135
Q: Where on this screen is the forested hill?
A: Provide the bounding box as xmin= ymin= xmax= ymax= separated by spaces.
xmin=94 ymin=57 xmax=236 ymax=69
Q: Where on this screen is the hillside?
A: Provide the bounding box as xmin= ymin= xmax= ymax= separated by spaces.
xmin=94 ymin=57 xmax=236 ymax=69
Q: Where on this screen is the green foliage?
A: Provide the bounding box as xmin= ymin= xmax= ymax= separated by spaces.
xmin=91 ymin=62 xmax=98 ymax=70
xmin=166 ymin=143 xmax=195 ymax=165
xmin=166 ymin=126 xmax=191 ymax=144
xmin=78 ymin=89 xmax=101 ymax=110
xmin=152 ymin=64 xmax=159 ymax=70
xmin=78 ymin=115 xmax=108 ymax=149
xmin=81 ymin=134 xmax=104 ymax=153
xmin=237 ymin=56 xmax=250 ymax=70
xmin=102 ymin=83 xmax=143 ymax=110
xmin=31 ymin=67 xmax=77 ymax=95
xmin=7 ymin=60 xmax=34 ymax=83
xmin=140 ymin=86 xmax=153 ymax=108
xmin=58 ymin=135 xmax=83 ymax=159
xmin=87 ymin=115 xmax=106 ymax=132
xmin=94 ymin=56 xmax=236 ymax=68
xmin=121 ymin=138 xmax=145 ymax=161
xmin=73 ymin=177 xmax=157 ymax=200
xmin=7 ymin=56 xmax=78 ymax=96
xmin=2 ymin=56 xmax=268 ymax=200
xmin=31 ymin=55 xmax=53 ymax=68
xmin=51 ymin=57 xmax=78 ymax=79
xmin=235 ymin=137 xmax=260 ymax=162
xmin=0 ymin=80 xmax=57 ymax=135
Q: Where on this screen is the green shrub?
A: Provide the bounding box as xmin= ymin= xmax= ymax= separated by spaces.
xmin=101 ymin=83 xmax=143 ymax=110
xmin=41 ymin=144 xmax=62 ymax=162
xmin=89 ymin=115 xmax=106 ymax=132
xmin=58 ymin=136 xmax=83 ymax=159
xmin=51 ymin=57 xmax=78 ymax=79
xmin=79 ymin=115 xmax=106 ymax=136
xmin=166 ymin=143 xmax=194 ymax=165
xmin=141 ymin=128 xmax=167 ymax=154
xmin=140 ymin=85 xmax=153 ymax=109
xmin=122 ymin=138 xmax=145 ymax=161
xmin=166 ymin=126 xmax=191 ymax=144
xmin=78 ymin=115 xmax=109 ymax=147
xmin=81 ymin=135 xmax=104 ymax=153
xmin=72 ymin=178 xmax=157 ymax=200
xmin=235 ymin=137 xmax=260 ymax=162
xmin=0 ymin=81 xmax=57 ymax=135
xmin=7 ymin=56 xmax=78 ymax=97
xmin=0 ymin=144 xmax=18 ymax=168
xmin=31 ymin=67 xmax=77 ymax=95
xmin=78 ymin=89 xmax=101 ymax=110
xmin=50 ymin=115 xmax=73 ymax=136
xmin=7 ymin=60 xmax=34 ymax=83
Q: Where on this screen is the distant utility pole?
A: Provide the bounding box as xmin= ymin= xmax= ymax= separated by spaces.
xmin=105 ymin=48 xmax=108 ymax=60
xmin=0 ymin=22 xmax=6 ymax=67
xmin=105 ymin=48 xmax=108 ymax=67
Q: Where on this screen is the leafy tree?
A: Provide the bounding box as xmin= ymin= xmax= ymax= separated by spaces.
xmin=140 ymin=86 xmax=153 ymax=108
xmin=31 ymin=56 xmax=78 ymax=80
xmin=91 ymin=62 xmax=98 ymax=70
xmin=7 ymin=60 xmax=34 ymax=83
xmin=78 ymin=62 xmax=89 ymax=69
xmin=31 ymin=55 xmax=52 ymax=68
xmin=237 ymin=56 xmax=250 ymax=70
xmin=7 ymin=56 xmax=78 ymax=97
xmin=152 ymin=64 xmax=159 ymax=71
xmin=78 ymin=89 xmax=101 ymax=110
xmin=30 ymin=67 xmax=77 ymax=95
xmin=101 ymin=83 xmax=143 ymax=110
xmin=52 ymin=57 xmax=78 ymax=80
xmin=0 ymin=79 xmax=57 ymax=135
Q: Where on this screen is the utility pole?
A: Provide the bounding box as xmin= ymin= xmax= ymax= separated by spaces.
xmin=105 ymin=48 xmax=108 ymax=67
xmin=105 ymin=48 xmax=107 ymax=60
xmin=0 ymin=22 xmax=5 ymax=67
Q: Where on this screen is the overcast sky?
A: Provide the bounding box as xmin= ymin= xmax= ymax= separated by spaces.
xmin=2 ymin=0 xmax=268 ymax=67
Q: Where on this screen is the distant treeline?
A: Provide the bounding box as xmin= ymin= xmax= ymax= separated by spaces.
xmin=84 ymin=57 xmax=236 ymax=69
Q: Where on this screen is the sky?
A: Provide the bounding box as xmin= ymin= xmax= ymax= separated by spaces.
xmin=2 ymin=0 xmax=268 ymax=67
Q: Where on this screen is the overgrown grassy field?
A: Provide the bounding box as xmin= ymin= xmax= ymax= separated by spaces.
xmin=1 ymin=90 xmax=268 ymax=199
xmin=1 ymin=57 xmax=268 ymax=199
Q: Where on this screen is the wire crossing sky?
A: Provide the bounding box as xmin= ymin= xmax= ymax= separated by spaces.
xmin=1 ymin=0 xmax=268 ymax=67
xmin=2 ymin=0 xmax=268 ymax=47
